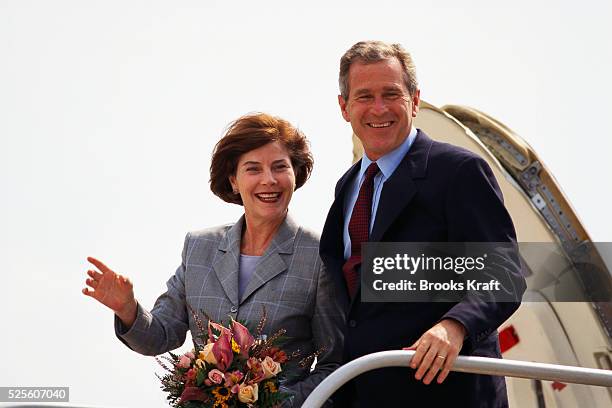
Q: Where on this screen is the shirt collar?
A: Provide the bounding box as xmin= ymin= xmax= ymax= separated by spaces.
xmin=359 ymin=126 xmax=418 ymax=181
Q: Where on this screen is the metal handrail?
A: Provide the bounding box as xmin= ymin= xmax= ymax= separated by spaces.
xmin=302 ymin=350 xmax=612 ymax=408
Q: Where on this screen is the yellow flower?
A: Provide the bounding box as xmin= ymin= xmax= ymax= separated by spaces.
xmin=264 ymin=381 xmax=278 ymax=393
xmin=231 ymin=338 xmax=241 ymax=354
xmin=212 ymin=387 xmax=231 ymax=403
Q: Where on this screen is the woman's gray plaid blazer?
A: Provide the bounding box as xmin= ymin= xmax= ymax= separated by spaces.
xmin=115 ymin=214 xmax=344 ymax=405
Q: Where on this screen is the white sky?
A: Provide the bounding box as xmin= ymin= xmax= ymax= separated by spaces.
xmin=1 ymin=1 xmax=611 ymax=407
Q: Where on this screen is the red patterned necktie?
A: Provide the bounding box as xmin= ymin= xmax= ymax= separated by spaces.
xmin=342 ymin=162 xmax=380 ymax=299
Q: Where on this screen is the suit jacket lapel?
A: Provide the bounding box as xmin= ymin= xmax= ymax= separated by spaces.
xmin=369 ymin=161 xmax=417 ymax=242
xmin=370 ymin=130 xmax=432 ymax=242
xmin=240 ymin=214 xmax=297 ymax=303
xmin=212 ymin=217 xmax=243 ymax=306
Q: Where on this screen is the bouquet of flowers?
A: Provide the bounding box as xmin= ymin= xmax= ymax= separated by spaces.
xmin=156 ymin=309 xmax=294 ymax=408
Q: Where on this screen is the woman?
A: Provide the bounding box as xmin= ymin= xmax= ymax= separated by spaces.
xmin=82 ymin=113 xmax=344 ymax=406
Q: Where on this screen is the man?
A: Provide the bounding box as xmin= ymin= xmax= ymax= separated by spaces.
xmin=320 ymin=41 xmax=526 ymax=407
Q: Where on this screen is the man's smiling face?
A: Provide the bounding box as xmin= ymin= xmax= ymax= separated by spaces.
xmin=339 ymin=57 xmax=420 ymax=160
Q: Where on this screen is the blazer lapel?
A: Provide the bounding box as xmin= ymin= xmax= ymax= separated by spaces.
xmin=240 ymin=214 xmax=298 ymax=303
xmin=212 ymin=217 xmax=243 ymax=306
xmin=370 ymin=130 xmax=432 ymax=242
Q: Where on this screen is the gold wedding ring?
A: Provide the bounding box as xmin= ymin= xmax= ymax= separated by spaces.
xmin=436 ymin=355 xmax=446 ymax=360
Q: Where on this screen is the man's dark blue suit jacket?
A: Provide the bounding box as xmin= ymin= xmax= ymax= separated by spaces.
xmin=320 ymin=130 xmax=526 ymax=408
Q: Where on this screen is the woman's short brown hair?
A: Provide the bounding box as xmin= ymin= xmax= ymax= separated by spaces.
xmin=210 ymin=113 xmax=314 ymax=205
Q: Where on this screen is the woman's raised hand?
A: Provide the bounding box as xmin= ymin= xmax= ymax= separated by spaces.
xmin=83 ymin=256 xmax=138 ymax=327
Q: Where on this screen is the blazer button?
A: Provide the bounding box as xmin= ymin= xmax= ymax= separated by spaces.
xmin=348 ymin=320 xmax=357 ymax=328
xmin=230 ymin=306 xmax=238 ymax=313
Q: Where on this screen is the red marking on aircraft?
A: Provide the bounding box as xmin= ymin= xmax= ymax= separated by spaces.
xmin=552 ymin=381 xmax=567 ymax=391
xmin=499 ymin=325 xmax=520 ymax=353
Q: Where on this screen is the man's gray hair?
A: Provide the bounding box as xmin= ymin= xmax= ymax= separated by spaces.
xmin=339 ymin=40 xmax=418 ymax=100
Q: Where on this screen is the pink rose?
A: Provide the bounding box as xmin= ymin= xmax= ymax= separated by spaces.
xmin=208 ymin=369 xmax=225 ymax=384
xmin=262 ymin=356 xmax=282 ymax=379
xmin=178 ymin=355 xmax=192 ymax=369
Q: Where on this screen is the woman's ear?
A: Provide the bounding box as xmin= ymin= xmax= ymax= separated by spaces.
xmin=229 ymin=176 xmax=238 ymax=194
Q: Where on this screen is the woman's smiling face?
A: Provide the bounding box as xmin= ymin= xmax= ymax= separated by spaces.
xmin=229 ymin=141 xmax=296 ymax=225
